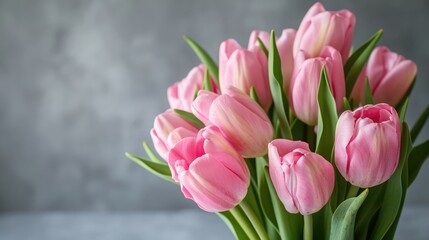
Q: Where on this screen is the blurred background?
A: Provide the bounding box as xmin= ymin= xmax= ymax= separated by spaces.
xmin=0 ymin=0 xmax=428 ymax=237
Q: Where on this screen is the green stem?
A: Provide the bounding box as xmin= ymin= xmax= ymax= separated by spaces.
xmin=229 ymin=206 xmax=259 ymax=240
xmin=240 ymin=201 xmax=269 ymax=240
xmin=346 ymin=185 xmax=360 ymax=199
xmin=304 ymin=214 xmax=313 ymax=240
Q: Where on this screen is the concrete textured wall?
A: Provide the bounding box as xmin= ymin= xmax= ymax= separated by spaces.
xmin=0 ymin=0 xmax=428 ymax=211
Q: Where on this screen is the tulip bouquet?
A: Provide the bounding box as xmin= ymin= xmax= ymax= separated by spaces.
xmin=127 ymin=2 xmax=429 ymax=240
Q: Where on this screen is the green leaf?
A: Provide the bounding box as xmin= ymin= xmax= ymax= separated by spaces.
xmin=329 ymin=189 xmax=368 ymax=240
xmin=397 ymin=98 xmax=409 ymax=124
xmin=345 ymin=30 xmax=383 ymax=97
xmin=343 ymin=97 xmax=352 ymax=111
xmin=268 ymin=30 xmax=292 ymax=139
xmin=173 ymin=109 xmax=205 ymax=129
xmin=410 ymin=104 xmax=429 ymax=142
xmin=408 ymin=139 xmax=429 ymax=186
xmin=369 ymin=123 xmax=412 ymax=240
xmin=125 ymin=152 xmax=174 ymax=183
xmin=217 ymin=211 xmax=250 ymax=240
xmin=203 ymin=68 xmax=213 ymax=91
xmin=183 ymin=35 xmax=219 ymax=85
xmin=364 ymin=78 xmax=374 ymax=104
xmin=142 ymin=141 xmax=164 ymax=164
xmin=257 ymin=37 xmax=269 ymax=57
xmin=316 ymin=66 xmax=338 ymax=160
xmin=255 ymin=158 xmax=279 ymax=234
xmin=250 ymin=86 xmax=263 ymax=108
xmin=354 ymin=184 xmax=386 ymax=240
xmin=264 ymin=167 xmax=303 ymax=240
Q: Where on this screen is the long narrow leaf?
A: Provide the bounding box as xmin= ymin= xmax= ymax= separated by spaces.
xmin=217 ymin=211 xmax=250 ymax=240
xmin=183 ymin=35 xmax=219 ymax=84
xmin=268 ymin=30 xmax=292 ymax=139
xmin=408 ymin=139 xmax=429 ymax=186
xmin=143 ymin=141 xmax=164 ymax=164
xmin=316 ymin=66 xmax=338 ymax=160
xmin=345 ymin=30 xmax=383 ymax=97
xmin=174 ymin=109 xmax=205 ymax=129
xmin=411 ymin=104 xmax=429 ymax=142
xmin=329 ymin=189 xmax=368 ymax=240
xmin=125 ymin=152 xmax=174 ymax=183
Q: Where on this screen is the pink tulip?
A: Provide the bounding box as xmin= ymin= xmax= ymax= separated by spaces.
xmin=289 ymin=46 xmax=345 ymax=125
xmin=150 ymin=109 xmax=199 ymax=160
xmin=219 ymin=39 xmax=271 ymax=110
xmin=268 ymin=139 xmax=335 ymax=215
xmin=335 ymin=103 xmax=401 ymax=188
xmin=294 ymin=2 xmax=355 ymax=62
xmin=192 ymin=87 xmax=273 ymax=157
xmin=167 ymin=64 xmax=219 ymax=112
xmin=248 ymin=29 xmax=297 ymax=93
xmin=168 ymin=126 xmax=250 ymax=212
xmin=366 ymin=47 xmax=417 ymax=106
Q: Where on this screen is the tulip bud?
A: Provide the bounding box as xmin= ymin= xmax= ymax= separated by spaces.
xmin=335 ymin=103 xmax=401 ymax=188
xmin=219 ymin=39 xmax=271 ymax=110
xmin=168 ymin=126 xmax=250 ymax=212
xmin=294 ymin=2 xmax=355 ymax=62
xmin=192 ymin=87 xmax=273 ymax=157
xmin=289 ymin=46 xmax=345 ymax=125
xmin=268 ymin=139 xmax=335 ymax=215
xmin=248 ymin=29 xmax=297 ymax=93
xmin=167 ymin=64 xmax=219 ymax=112
xmin=366 ymin=47 xmax=417 ymax=106
xmin=150 ymin=109 xmax=199 ymax=160
xmin=350 ymin=65 xmax=367 ymax=105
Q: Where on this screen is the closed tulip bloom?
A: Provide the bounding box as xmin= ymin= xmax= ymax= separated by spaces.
xmin=150 ymin=109 xmax=199 ymax=160
xmin=289 ymin=46 xmax=345 ymax=125
xmin=192 ymin=87 xmax=273 ymax=157
xmin=167 ymin=64 xmax=218 ymax=112
xmin=219 ymin=39 xmax=271 ymax=110
xmin=268 ymin=139 xmax=335 ymax=215
xmin=335 ymin=103 xmax=401 ymax=188
xmin=168 ymin=126 xmax=250 ymax=212
xmin=294 ymin=2 xmax=355 ymax=62
xmin=248 ymin=29 xmax=297 ymax=93
xmin=366 ymin=46 xmax=417 ymax=106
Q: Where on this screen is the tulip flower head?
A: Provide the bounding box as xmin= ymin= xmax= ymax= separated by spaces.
xmin=366 ymin=46 xmax=417 ymax=106
xmin=335 ymin=103 xmax=401 ymax=188
xmin=192 ymin=87 xmax=273 ymax=157
xmin=168 ymin=64 xmax=218 ymax=112
xmin=219 ymin=38 xmax=272 ymax=110
xmin=150 ymin=109 xmax=199 ymax=160
xmin=168 ymin=126 xmax=250 ymax=212
xmin=294 ymin=2 xmax=355 ymax=62
xmin=268 ymin=139 xmax=335 ymax=215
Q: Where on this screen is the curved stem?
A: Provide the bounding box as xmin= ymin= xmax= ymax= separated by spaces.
xmin=304 ymin=214 xmax=313 ymax=240
xmin=229 ymin=207 xmax=259 ymax=240
xmin=240 ymin=201 xmax=269 ymax=240
xmin=346 ymin=185 xmax=360 ymax=199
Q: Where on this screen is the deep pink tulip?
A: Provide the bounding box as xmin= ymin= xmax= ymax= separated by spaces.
xmin=192 ymin=87 xmax=273 ymax=157
xmin=268 ymin=139 xmax=335 ymax=215
xmin=248 ymin=29 xmax=297 ymax=93
xmin=168 ymin=126 xmax=250 ymax=212
xmin=219 ymin=38 xmax=271 ymax=110
xmin=289 ymin=46 xmax=345 ymax=125
xmin=150 ymin=109 xmax=199 ymax=160
xmin=335 ymin=103 xmax=401 ymax=188
xmin=366 ymin=47 xmax=417 ymax=106
xmin=167 ymin=64 xmax=218 ymax=112
xmin=294 ymin=2 xmax=355 ymax=62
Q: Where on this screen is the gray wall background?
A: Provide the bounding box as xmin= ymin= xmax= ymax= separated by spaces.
xmin=0 ymin=0 xmax=428 ymax=212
